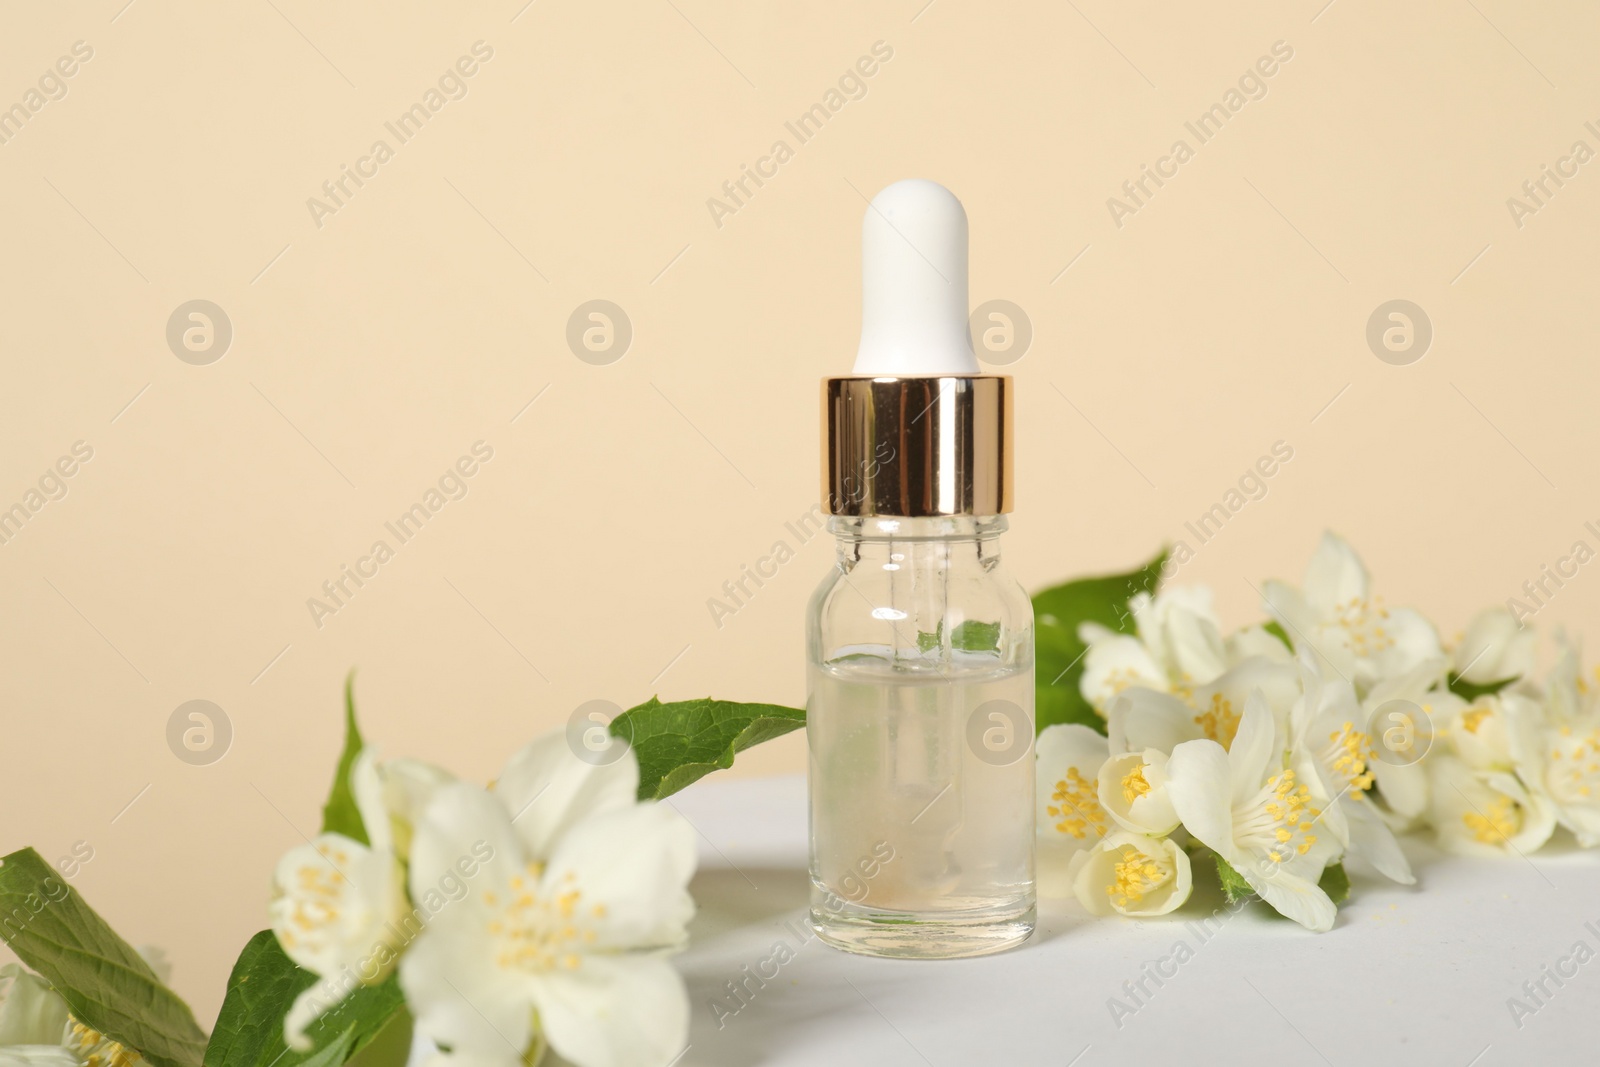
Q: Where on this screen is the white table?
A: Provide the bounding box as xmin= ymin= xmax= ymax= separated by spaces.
xmin=665 ymin=774 xmax=1600 ymax=1067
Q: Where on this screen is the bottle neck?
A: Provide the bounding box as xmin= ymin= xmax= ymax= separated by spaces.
xmin=829 ymin=514 xmax=1006 ymax=571
xmin=828 ymin=515 xmax=1007 ymax=542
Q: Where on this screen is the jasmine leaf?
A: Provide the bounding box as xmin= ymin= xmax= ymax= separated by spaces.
xmin=1033 ymin=549 xmax=1167 ymax=735
xmin=915 ymin=620 xmax=1002 ymax=654
xmin=0 ymin=847 xmax=208 ymax=1067
xmin=320 ymin=672 xmax=370 ymax=845
xmin=951 ymin=620 xmax=1002 ymax=652
xmin=1318 ymin=862 xmax=1350 ymax=906
xmin=203 ymin=930 xmax=408 ymax=1067
xmin=610 ymin=697 xmax=806 ymax=800
xmin=1213 ymin=854 xmax=1255 ymax=904
xmin=1447 ymin=673 xmax=1518 ymax=702
xmin=1262 ymin=620 xmax=1292 ymax=650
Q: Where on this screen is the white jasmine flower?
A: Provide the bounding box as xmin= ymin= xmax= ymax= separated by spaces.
xmin=1035 ymin=724 xmax=1112 ymax=896
xmin=1288 ymin=661 xmax=1412 ymax=884
xmin=1452 ymin=607 xmax=1535 ymax=685
xmin=1127 ymin=587 xmax=1230 ymax=687
xmin=1190 ymin=657 xmax=1301 ymax=745
xmin=1097 ymin=749 xmax=1179 ymax=836
xmin=374 ymin=758 xmax=458 ymax=861
xmin=1078 ymin=588 xmax=1227 ymax=712
xmin=1427 ymin=754 xmax=1555 ymax=857
xmin=1106 ymin=688 xmax=1206 ymax=755
xmin=1263 ymin=532 xmax=1443 ymax=697
xmin=1541 ymin=631 xmax=1597 ymax=726
xmin=1225 ymin=624 xmax=1295 ymax=666
xmin=1360 ymin=659 xmax=1457 ymax=827
xmin=1167 ymin=690 xmax=1340 ymax=932
xmin=1442 ymin=695 xmax=1517 ymax=772
xmin=1508 ymin=700 xmax=1600 ymax=846
xmin=61 ymin=1020 xmax=151 ymax=1067
xmin=400 ymin=733 xmax=695 ymax=1067
xmin=0 ymin=965 xmax=74 ymax=1067
xmin=1104 ymin=657 xmax=1299 ymax=756
xmin=1066 ymin=832 xmax=1192 ymax=917
xmin=1 ymin=963 xmax=157 ymax=1067
xmin=270 ymin=750 xmax=441 ymax=1048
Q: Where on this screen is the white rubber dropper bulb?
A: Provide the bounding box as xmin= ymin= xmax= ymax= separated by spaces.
xmin=853 ymin=179 xmax=980 ymax=376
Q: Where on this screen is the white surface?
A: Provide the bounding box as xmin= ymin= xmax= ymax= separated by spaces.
xmin=667 ymin=774 xmax=1600 ymax=1067
xmin=852 ymin=179 xmax=978 ymax=376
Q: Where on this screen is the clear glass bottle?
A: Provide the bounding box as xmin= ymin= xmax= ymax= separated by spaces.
xmin=807 ymin=512 xmax=1036 ymax=957
xmin=809 ymin=179 xmax=1034 ymax=957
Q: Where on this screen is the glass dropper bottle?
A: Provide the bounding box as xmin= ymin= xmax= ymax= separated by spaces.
xmin=806 ymin=179 xmax=1036 ymax=958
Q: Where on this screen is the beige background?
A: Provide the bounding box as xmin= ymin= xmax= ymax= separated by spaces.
xmin=2 ymin=0 xmax=1597 ymax=1024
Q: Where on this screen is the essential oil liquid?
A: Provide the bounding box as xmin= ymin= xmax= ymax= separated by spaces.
xmin=807 ymin=649 xmax=1035 ymax=957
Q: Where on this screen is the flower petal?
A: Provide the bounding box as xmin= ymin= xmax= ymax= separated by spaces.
xmin=540 ymin=803 xmax=696 ymax=951
xmin=1343 ymin=798 xmax=1414 ymax=885
xmin=0 ymin=965 xmax=71 ymax=1046
xmin=1106 ymin=689 xmax=1201 ymax=755
xmin=532 ymin=955 xmax=688 ymax=1067
xmin=1225 ymin=625 xmax=1294 ymax=665
xmin=408 ymin=784 xmax=527 ymax=920
xmin=351 ymin=749 xmax=393 ymax=855
xmin=400 ymin=918 xmax=536 ymax=1064
xmin=1199 ymin=658 xmax=1300 ymax=731
xmin=1455 ymin=607 xmax=1535 ymax=684
xmin=1035 ymin=724 xmax=1108 ymax=780
xmin=1302 ymin=532 xmax=1369 ymax=616
xmin=401 ymin=787 xmax=540 ymax=1062
xmin=1261 ymin=581 xmax=1318 ymax=649
xmin=1427 ymin=755 xmax=1555 ymax=857
xmin=1079 ymin=635 xmax=1166 ymax=710
xmin=1072 ymin=832 xmax=1191 ymax=917
xmin=1165 ymin=739 xmax=1235 ymax=857
xmin=1226 ymin=690 xmax=1279 ymax=808
xmin=1162 ymin=603 xmax=1228 ymax=688
xmin=1369 ymin=760 xmax=1428 ymax=822
xmin=1241 ymin=862 xmax=1337 ymax=933
xmin=1036 ymin=724 xmax=1111 ymax=850
xmin=267 ymin=834 xmax=409 ymax=987
xmin=1097 ymin=750 xmax=1178 ymax=836
xmin=1373 ymin=608 xmax=1445 ymax=683
xmin=1365 ymin=657 xmax=1449 ymax=707
xmin=493 ymin=733 xmax=640 ymax=861
xmin=0 ymin=1048 xmax=80 ymax=1067
xmin=381 ymin=758 xmax=457 ymax=861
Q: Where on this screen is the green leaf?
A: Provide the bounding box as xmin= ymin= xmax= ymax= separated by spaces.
xmin=1447 ymin=673 xmax=1518 ymax=702
xmin=1318 ymin=862 xmax=1350 ymax=906
xmin=345 ymin=1003 xmax=414 ymax=1067
xmin=203 ymin=930 xmax=408 ymax=1067
xmin=1262 ymin=620 xmax=1292 ymax=650
xmin=320 ymin=671 xmax=370 ymax=845
xmin=610 ymin=697 xmax=806 ymax=801
xmin=914 ymin=620 xmax=1002 ymax=654
xmin=1213 ymin=854 xmax=1255 ymax=904
xmin=1033 ymin=548 xmax=1168 ymax=735
xmin=0 ymin=847 xmax=209 ymax=1067
xmin=950 ymin=620 xmax=1002 ymax=652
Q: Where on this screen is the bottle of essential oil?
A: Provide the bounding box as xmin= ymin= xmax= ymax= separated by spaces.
xmin=807 ymin=179 xmax=1035 ymax=958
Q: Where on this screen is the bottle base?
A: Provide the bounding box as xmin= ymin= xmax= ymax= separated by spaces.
xmin=810 ymin=903 xmax=1035 ymax=959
